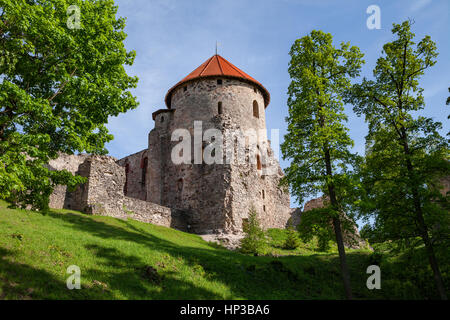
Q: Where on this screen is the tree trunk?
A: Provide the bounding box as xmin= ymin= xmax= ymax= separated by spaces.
xmin=419 ymin=220 xmax=448 ymax=300
xmin=411 ymin=181 xmax=447 ymax=300
xmin=324 ymin=147 xmax=353 ymax=300
xmin=332 ymin=214 xmax=353 ymax=300
xmin=401 ymin=129 xmax=447 ymax=300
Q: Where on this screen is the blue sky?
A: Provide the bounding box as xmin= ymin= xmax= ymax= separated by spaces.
xmin=105 ymin=0 xmax=449 ymax=214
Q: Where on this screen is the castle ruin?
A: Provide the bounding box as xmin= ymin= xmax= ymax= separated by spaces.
xmin=49 ymin=54 xmax=293 ymax=234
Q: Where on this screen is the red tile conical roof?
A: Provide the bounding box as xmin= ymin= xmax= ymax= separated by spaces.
xmin=165 ymin=54 xmax=270 ymax=108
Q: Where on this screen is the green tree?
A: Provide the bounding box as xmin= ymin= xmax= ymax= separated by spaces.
xmin=447 ymin=87 xmax=450 ymax=106
xmin=347 ymin=20 xmax=449 ymax=299
xmin=240 ymin=206 xmax=266 ymax=255
xmin=283 ymin=220 xmax=299 ymax=250
xmin=0 ymin=0 xmax=138 ymax=210
xmin=281 ymin=30 xmax=364 ymax=299
xmin=296 ymin=204 xmax=358 ymax=252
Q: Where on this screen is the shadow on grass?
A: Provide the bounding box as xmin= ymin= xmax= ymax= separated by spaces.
xmin=0 ymin=247 xmax=84 ymax=299
xmin=36 ymin=210 xmax=382 ymax=299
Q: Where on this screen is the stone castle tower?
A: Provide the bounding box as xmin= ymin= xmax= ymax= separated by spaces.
xmin=49 ymin=55 xmax=292 ymax=234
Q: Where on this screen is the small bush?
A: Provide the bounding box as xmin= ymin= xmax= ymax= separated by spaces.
xmin=367 ymin=251 xmax=383 ymax=265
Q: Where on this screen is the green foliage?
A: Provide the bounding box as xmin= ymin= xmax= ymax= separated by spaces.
xmin=239 ymin=206 xmax=266 ymax=255
xmin=347 ymin=19 xmax=449 ymax=253
xmin=281 ymin=29 xmax=364 ymax=245
xmin=360 ymin=223 xmax=381 ymax=244
xmin=297 ymin=207 xmax=335 ymax=251
xmin=281 ymin=30 xmax=364 ymax=298
xmin=347 ymin=20 xmax=449 ymax=299
xmin=283 ymin=221 xmax=300 ymax=250
xmin=281 ymin=30 xmax=364 ymax=206
xmin=370 ymin=240 xmax=450 ymax=299
xmin=0 ymin=0 xmax=138 ymax=210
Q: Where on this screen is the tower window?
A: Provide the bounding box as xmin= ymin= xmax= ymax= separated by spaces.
xmin=160 ymin=116 xmax=164 ymax=123
xmin=183 ymin=86 xmax=187 ymax=91
xmin=263 ymin=205 xmax=266 ymax=212
xmin=262 ymin=189 xmax=265 ymax=199
xmin=217 ymin=79 xmax=222 ymax=85
xmin=218 ymin=101 xmax=223 ymax=114
xmin=254 ymin=87 xmax=257 ymax=93
xmin=141 ymin=157 xmax=148 ymax=187
xmin=256 ymin=154 xmax=262 ymax=170
xmin=177 ymin=178 xmax=183 ymax=192
xmin=253 ymin=100 xmax=259 ymax=118
xmin=124 ymin=163 xmax=130 ymax=195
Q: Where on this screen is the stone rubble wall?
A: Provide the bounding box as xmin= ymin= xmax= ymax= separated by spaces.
xmin=48 ymin=154 xmax=186 ymax=230
xmin=439 ymin=176 xmax=450 ymax=196
xmin=48 ymin=153 xmax=90 ymax=210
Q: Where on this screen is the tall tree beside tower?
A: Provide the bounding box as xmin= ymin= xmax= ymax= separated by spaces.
xmin=346 ymin=20 xmax=448 ymax=300
xmin=282 ymin=30 xmax=364 ymax=299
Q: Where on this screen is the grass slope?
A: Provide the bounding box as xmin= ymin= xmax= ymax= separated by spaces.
xmin=0 ymin=201 xmax=446 ymax=299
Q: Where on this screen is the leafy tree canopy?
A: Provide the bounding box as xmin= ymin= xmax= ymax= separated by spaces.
xmin=346 ymin=20 xmax=449 ymax=299
xmin=282 ymin=30 xmax=364 ymax=299
xmin=0 ymin=0 xmax=138 ymax=210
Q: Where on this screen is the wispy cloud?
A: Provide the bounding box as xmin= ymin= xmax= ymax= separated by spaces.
xmin=410 ymin=0 xmax=432 ymax=12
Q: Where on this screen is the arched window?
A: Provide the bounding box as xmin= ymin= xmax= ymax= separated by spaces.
xmin=177 ymin=178 xmax=183 ymax=192
xmin=124 ymin=163 xmax=130 ymax=195
xmin=160 ymin=116 xmax=164 ymax=123
xmin=218 ymin=101 xmax=223 ymax=114
xmin=253 ymin=100 xmax=259 ymax=118
xmin=141 ymin=157 xmax=148 ymax=187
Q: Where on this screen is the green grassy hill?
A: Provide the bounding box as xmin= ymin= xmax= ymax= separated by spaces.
xmin=0 ymin=200 xmax=446 ymax=299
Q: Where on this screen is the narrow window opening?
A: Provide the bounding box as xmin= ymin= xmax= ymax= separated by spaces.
xmin=183 ymin=86 xmax=187 ymax=91
xmin=254 ymin=87 xmax=257 ymax=93
xmin=263 ymin=205 xmax=266 ymax=212
xmin=201 ymin=145 xmax=206 ymax=164
xmin=141 ymin=157 xmax=148 ymax=187
xmin=217 ymin=79 xmax=222 ymax=85
xmin=124 ymin=163 xmax=130 ymax=195
xmin=256 ymin=154 xmax=262 ymax=170
xmin=160 ymin=116 xmax=164 ymax=123
xmin=253 ymin=100 xmax=259 ymax=118
xmin=177 ymin=178 xmax=183 ymax=192
xmin=262 ymin=190 xmax=265 ymax=199
xmin=218 ymin=101 xmax=223 ymax=114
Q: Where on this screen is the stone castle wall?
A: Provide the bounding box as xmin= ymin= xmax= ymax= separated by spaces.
xmin=48 ymin=154 xmax=186 ymax=230
xmin=48 ymin=153 xmax=90 ymax=210
xmin=117 ymin=149 xmax=148 ymax=201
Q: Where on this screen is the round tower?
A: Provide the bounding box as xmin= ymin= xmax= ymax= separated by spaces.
xmin=148 ymin=54 xmax=291 ymax=233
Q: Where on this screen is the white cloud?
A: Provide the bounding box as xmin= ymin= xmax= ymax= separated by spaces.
xmin=410 ymin=0 xmax=432 ymax=12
